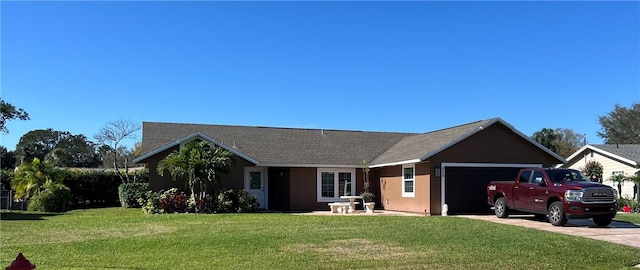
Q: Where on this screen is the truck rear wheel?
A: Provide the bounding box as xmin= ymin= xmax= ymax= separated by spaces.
xmin=548 ymin=201 xmax=567 ymax=226
xmin=593 ymin=217 xmax=612 ymax=226
xmin=494 ymin=197 xmax=509 ymax=218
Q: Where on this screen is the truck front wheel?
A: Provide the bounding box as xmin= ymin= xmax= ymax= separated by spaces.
xmin=548 ymin=201 xmax=567 ymax=226
xmin=494 ymin=197 xmax=509 ymax=218
xmin=593 ymin=217 xmax=612 ymax=226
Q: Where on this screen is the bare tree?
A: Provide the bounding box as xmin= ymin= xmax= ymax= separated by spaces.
xmin=94 ymin=119 xmax=141 ymax=183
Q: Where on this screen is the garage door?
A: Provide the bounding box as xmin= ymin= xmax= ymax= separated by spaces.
xmin=444 ymin=165 xmax=533 ymax=214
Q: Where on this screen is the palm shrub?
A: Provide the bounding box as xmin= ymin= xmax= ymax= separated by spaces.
xmin=12 ymin=158 xmax=62 ymax=200
xmin=156 ymin=141 xmax=235 ymax=212
xmin=610 ymin=173 xmax=626 ymax=197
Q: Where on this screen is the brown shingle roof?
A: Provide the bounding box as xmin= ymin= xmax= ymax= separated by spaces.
xmin=135 ymin=118 xmax=565 ymax=166
xmin=137 ymin=122 xmax=414 ymax=166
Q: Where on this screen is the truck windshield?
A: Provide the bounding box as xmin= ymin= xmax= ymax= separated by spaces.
xmin=548 ymin=170 xmax=591 ymax=183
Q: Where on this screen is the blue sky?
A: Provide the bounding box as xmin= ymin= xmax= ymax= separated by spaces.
xmin=1 ymin=1 xmax=639 ymax=151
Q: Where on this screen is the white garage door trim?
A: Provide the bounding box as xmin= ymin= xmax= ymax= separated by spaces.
xmin=440 ymin=162 xmax=542 ymax=216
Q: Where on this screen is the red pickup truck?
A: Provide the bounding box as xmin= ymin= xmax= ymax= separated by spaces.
xmin=487 ymin=168 xmax=618 ymax=226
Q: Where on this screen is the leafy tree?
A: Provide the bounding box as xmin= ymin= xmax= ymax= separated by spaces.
xmin=94 ymin=120 xmax=141 ymax=183
xmin=0 ymin=146 xmax=17 ymax=169
xmin=11 ymin=158 xmax=62 ymax=200
xmin=157 ymin=141 xmax=235 ymax=203
xmin=554 ymin=129 xmax=585 ymax=158
xmin=45 ymin=134 xmax=100 ymax=167
xmin=15 ymin=129 xmax=65 ymax=163
xmin=581 ymin=160 xmax=603 ymax=183
xmin=598 ymin=103 xmax=640 ymax=144
xmin=532 ymin=128 xmax=585 ymax=158
xmin=0 ymin=99 xmax=30 ymax=134
xmin=16 ymin=129 xmax=99 ymax=167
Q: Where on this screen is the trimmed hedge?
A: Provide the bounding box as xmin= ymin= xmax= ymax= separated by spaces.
xmin=59 ymin=169 xmax=148 ymax=208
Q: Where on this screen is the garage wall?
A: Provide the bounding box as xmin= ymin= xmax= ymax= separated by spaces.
xmin=427 ymin=123 xmax=559 ymax=215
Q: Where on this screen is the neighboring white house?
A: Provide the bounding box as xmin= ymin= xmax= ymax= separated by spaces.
xmin=559 ymin=144 xmax=640 ymax=199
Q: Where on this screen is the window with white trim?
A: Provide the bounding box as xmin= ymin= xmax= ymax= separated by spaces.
xmin=317 ymin=168 xmax=356 ymax=202
xmin=402 ymin=164 xmax=415 ymax=197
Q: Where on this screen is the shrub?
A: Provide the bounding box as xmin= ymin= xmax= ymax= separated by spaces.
xmin=216 ymin=189 xmax=258 ymax=213
xmin=191 ymin=195 xmax=217 ymax=214
xmin=118 ymin=183 xmax=150 ymax=208
xmin=159 ymin=188 xmax=189 ymax=213
xmin=139 ymin=188 xmax=257 ymax=215
xmin=27 ymin=183 xmax=72 ymax=212
xmin=140 ymin=190 xmax=161 ymax=214
xmin=618 ymin=197 xmax=640 ymax=213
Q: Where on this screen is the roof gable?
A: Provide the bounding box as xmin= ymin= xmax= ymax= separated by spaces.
xmin=564 ymin=144 xmax=640 ymax=168
xmin=370 ymin=118 xmax=565 ymax=167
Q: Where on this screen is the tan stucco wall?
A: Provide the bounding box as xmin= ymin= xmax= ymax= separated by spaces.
xmin=374 ymin=162 xmax=431 ymax=214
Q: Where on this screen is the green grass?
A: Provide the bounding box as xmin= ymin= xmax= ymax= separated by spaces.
xmin=616 ymin=212 xmax=640 ymax=224
xmin=1 ymin=208 xmax=639 ymax=270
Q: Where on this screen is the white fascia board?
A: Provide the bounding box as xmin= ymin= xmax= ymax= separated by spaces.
xmin=133 ymin=132 xmax=259 ymax=165
xmin=565 ymin=145 xmax=590 ymax=161
xmin=369 ymin=159 xmax=421 ymax=168
xmin=257 ymin=164 xmax=361 ymax=168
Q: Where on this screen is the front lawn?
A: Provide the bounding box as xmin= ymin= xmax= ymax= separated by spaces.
xmin=616 ymin=212 xmax=640 ymax=225
xmin=1 ymin=208 xmax=639 ymax=269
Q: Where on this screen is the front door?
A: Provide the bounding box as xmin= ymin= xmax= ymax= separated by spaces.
xmin=245 ymin=167 xmax=267 ymax=209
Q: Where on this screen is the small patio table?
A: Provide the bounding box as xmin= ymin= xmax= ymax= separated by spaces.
xmin=339 ymin=196 xmax=362 ymax=213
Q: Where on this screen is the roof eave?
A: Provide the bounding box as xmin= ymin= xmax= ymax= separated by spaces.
xmin=369 ymin=159 xmax=421 ymax=168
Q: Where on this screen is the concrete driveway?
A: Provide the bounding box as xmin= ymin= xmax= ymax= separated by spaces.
xmin=462 ymin=214 xmax=640 ymax=249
